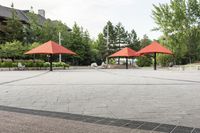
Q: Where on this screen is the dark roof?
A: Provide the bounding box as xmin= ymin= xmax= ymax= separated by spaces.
xmin=0 ymin=5 xmax=29 ymax=23
xmin=0 ymin=5 xmax=46 ymax=25
xmin=0 ymin=5 xmax=71 ymax=31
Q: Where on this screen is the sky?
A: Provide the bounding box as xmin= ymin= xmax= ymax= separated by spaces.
xmin=0 ymin=0 xmax=170 ymax=39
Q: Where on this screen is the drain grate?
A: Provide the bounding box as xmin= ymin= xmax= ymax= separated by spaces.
xmin=154 ymin=124 xmax=176 ymax=133
xmin=172 ymin=126 xmax=194 ymax=133
xmin=192 ymin=128 xmax=200 ymax=133
xmin=138 ymin=122 xmax=160 ymax=130
xmin=109 ymin=119 xmax=132 ymax=127
xmin=122 ymin=120 xmax=144 ymax=129
xmin=0 ymin=105 xmax=199 ymax=133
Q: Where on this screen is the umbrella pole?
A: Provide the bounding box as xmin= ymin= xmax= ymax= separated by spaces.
xmin=126 ymin=57 xmax=128 ymax=69
xmin=50 ymin=54 xmax=53 ymax=71
xmin=154 ymin=52 xmax=157 ymax=70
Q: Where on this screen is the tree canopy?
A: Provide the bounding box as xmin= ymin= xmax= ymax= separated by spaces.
xmin=102 ymin=21 xmax=140 ymax=56
xmin=152 ymin=0 xmax=200 ymax=64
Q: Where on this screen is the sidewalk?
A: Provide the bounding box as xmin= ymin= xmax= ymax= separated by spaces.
xmin=0 ymin=110 xmax=162 ymax=133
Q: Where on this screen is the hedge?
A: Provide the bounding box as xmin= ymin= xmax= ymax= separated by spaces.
xmin=0 ymin=60 xmax=69 ymax=68
xmin=136 ymin=56 xmax=152 ymax=67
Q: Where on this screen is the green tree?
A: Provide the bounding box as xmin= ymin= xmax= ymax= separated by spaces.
xmin=67 ymin=23 xmax=93 ymax=65
xmin=90 ymin=41 xmax=100 ymax=64
xmin=103 ymin=21 xmax=140 ymax=51
xmin=103 ymin=21 xmax=117 ymax=55
xmin=3 ymin=6 xmax=24 ymax=43
xmin=127 ymin=29 xmax=140 ymax=51
xmin=25 ymin=12 xmax=42 ymax=43
xmin=37 ymin=19 xmax=71 ymax=44
xmin=39 ymin=19 xmax=58 ymax=42
xmin=0 ymin=23 xmax=7 ymax=44
xmin=25 ymin=11 xmax=71 ymax=45
xmin=152 ymin=0 xmax=200 ymax=64
xmin=140 ymin=35 xmax=152 ymax=48
xmin=137 ymin=35 xmax=152 ymax=66
xmin=136 ymin=56 xmax=152 ymax=67
xmin=114 ymin=23 xmax=128 ymax=64
xmin=115 ymin=22 xmax=127 ymax=50
xmin=96 ymin=33 xmax=107 ymax=61
xmin=0 ymin=41 xmax=25 ymax=61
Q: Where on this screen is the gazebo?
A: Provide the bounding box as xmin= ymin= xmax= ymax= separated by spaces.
xmin=109 ymin=47 xmax=138 ymax=69
xmin=25 ymin=40 xmax=76 ymax=71
xmin=137 ymin=41 xmax=173 ymax=70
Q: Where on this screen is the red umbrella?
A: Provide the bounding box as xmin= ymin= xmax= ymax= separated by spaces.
xmin=109 ymin=47 xmax=139 ymax=69
xmin=109 ymin=47 xmax=138 ymax=57
xmin=25 ymin=40 xmax=76 ymax=71
xmin=25 ymin=40 xmax=76 ymax=55
xmin=137 ymin=41 xmax=173 ymax=70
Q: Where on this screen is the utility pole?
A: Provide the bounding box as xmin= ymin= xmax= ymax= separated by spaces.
xmin=106 ymin=24 xmax=109 ymax=64
xmin=107 ymin=24 xmax=109 ymax=49
xmin=59 ymin=32 xmax=62 ymax=62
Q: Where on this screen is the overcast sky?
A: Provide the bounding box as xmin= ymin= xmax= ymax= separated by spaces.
xmin=0 ymin=0 xmax=170 ymax=39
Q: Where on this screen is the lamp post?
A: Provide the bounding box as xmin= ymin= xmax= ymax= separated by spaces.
xmin=106 ymin=24 xmax=109 ymax=64
xmin=50 ymin=54 xmax=53 ymax=71
xmin=59 ymin=32 xmax=62 ymax=62
xmin=154 ymin=52 xmax=157 ymax=70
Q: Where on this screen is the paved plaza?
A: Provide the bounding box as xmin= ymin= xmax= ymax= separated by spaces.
xmin=1 ymin=110 xmax=164 ymax=133
xmin=0 ymin=69 xmax=200 ymax=129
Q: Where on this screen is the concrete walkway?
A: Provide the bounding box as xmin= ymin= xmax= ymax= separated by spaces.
xmin=1 ymin=110 xmax=162 ymax=133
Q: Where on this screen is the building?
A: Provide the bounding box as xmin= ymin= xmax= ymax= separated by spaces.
xmin=0 ymin=5 xmax=71 ymax=43
xmin=0 ymin=5 xmax=46 ymax=25
xmin=0 ymin=5 xmax=47 ymax=43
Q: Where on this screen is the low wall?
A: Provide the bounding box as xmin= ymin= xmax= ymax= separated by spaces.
xmin=108 ymin=64 xmax=138 ymax=69
xmin=0 ymin=67 xmax=68 ymax=71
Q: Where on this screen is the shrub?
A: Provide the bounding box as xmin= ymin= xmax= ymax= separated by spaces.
xmin=0 ymin=60 xmax=69 ymax=68
xmin=0 ymin=41 xmax=25 ymax=60
xmin=157 ymin=54 xmax=174 ymax=67
xmin=0 ymin=62 xmax=13 ymax=67
xmin=12 ymin=62 xmax=18 ymax=67
xmin=43 ymin=62 xmax=50 ymax=67
xmin=63 ymin=63 xmax=70 ymax=68
xmin=0 ymin=62 xmax=2 ymax=67
xmin=109 ymin=58 xmax=116 ymax=65
xmin=52 ymin=62 xmax=59 ymax=67
xmin=136 ymin=56 xmax=152 ymax=67
xmin=35 ymin=61 xmax=44 ymax=67
xmin=22 ymin=60 xmax=44 ymax=67
xmin=24 ymin=61 xmax=34 ymax=67
xmin=52 ymin=62 xmax=70 ymax=68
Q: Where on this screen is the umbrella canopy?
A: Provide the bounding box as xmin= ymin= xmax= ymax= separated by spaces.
xmin=137 ymin=41 xmax=172 ymax=55
xmin=25 ymin=40 xmax=76 ymax=55
xmin=137 ymin=41 xmax=173 ymax=70
xmin=25 ymin=40 xmax=76 ymax=71
xmin=109 ymin=47 xmax=138 ymax=69
xmin=109 ymin=47 xmax=138 ymax=57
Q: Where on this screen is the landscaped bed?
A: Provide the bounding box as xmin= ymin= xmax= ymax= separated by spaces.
xmin=0 ymin=60 xmax=69 ymax=71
